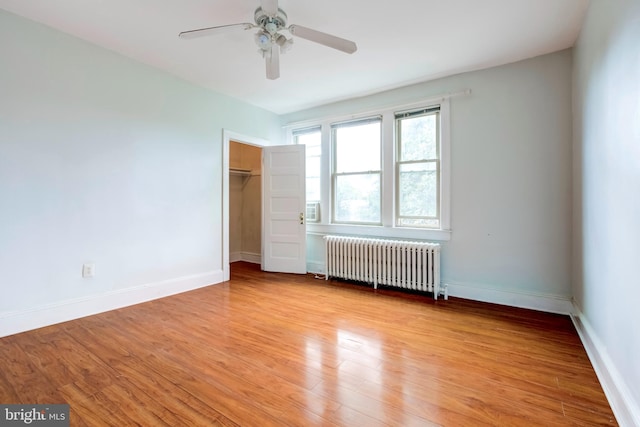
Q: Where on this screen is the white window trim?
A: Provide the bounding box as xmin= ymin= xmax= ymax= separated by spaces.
xmin=288 ymin=93 xmax=463 ymax=242
xmin=440 ymin=99 xmax=452 ymax=233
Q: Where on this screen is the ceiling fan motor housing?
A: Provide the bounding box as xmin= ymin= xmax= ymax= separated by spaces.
xmin=254 ymin=7 xmax=288 ymax=34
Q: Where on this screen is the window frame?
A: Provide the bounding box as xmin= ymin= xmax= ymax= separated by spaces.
xmin=331 ymin=116 xmax=383 ymax=226
xmin=288 ymin=96 xmax=452 ymax=242
xmin=395 ymin=107 xmax=441 ymax=229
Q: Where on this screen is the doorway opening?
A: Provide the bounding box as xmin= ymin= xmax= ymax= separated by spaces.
xmin=222 ymin=129 xmax=308 ymax=281
xmin=222 ymin=130 xmax=269 ymax=281
xmin=229 ymin=141 xmax=263 ymax=266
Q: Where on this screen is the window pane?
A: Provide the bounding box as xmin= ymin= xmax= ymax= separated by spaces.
xmin=399 ymin=114 xmax=437 ymax=161
xmin=335 ymin=121 xmax=381 ymax=173
xmin=397 ymin=217 xmax=440 ymax=228
xmin=398 ymin=162 xmax=437 ymax=218
xmin=295 ymin=131 xmax=321 ymax=147
xmin=335 ymin=174 xmax=380 ymax=223
xmin=306 ymin=177 xmax=320 ymax=201
xmin=295 ymin=128 xmax=322 ymax=203
xmin=306 ymin=144 xmax=322 ymax=157
xmin=306 ymin=156 xmax=320 ymax=178
xmin=306 ymin=157 xmax=320 ymax=201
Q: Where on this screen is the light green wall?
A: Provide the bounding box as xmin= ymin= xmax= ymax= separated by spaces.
xmin=572 ymin=0 xmax=640 ymax=421
xmin=284 ymin=50 xmax=574 ymax=309
xmin=0 ymin=10 xmax=281 ymax=324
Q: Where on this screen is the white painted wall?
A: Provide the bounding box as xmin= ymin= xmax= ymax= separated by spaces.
xmin=0 ymin=10 xmax=281 ymax=336
xmin=283 ymin=50 xmax=574 ymax=313
xmin=572 ymin=0 xmax=640 ymax=424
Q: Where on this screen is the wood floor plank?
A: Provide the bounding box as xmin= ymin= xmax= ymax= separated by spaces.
xmin=0 ymin=336 xmax=66 ymax=404
xmin=0 ymin=262 xmax=617 ymax=426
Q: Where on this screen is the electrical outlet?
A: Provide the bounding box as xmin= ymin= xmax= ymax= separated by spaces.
xmin=82 ymin=263 xmax=95 ymax=278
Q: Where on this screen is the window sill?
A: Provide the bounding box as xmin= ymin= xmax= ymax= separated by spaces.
xmin=305 ymin=223 xmax=451 ymax=242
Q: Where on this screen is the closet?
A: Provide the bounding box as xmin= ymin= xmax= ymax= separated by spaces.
xmin=229 ymin=141 xmax=262 ymax=264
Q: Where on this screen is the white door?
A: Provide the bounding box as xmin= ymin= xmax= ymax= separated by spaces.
xmin=262 ymin=144 xmax=306 ymax=273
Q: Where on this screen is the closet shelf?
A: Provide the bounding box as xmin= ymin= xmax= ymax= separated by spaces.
xmin=229 ymin=167 xmax=252 ymax=176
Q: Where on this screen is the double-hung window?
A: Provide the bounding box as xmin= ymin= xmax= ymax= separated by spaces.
xmin=289 ymin=96 xmax=451 ymax=240
xmin=396 ymin=106 xmax=441 ymax=228
xmin=331 ymin=117 xmax=382 ymax=225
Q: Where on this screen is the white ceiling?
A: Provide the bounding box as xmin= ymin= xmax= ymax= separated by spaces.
xmin=0 ymin=0 xmax=588 ymax=114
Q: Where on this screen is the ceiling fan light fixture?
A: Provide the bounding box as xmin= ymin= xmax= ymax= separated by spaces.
xmin=276 ymin=34 xmax=293 ymax=53
xmin=254 ymin=30 xmax=272 ymax=50
xmin=265 ymin=21 xmax=279 ymax=35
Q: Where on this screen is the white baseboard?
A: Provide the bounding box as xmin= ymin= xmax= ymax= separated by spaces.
xmin=230 ymin=251 xmax=242 ymax=263
xmin=240 ymin=252 xmax=261 ymax=264
xmin=443 ymin=280 xmax=574 ymax=314
xmin=230 ymin=252 xmax=261 ymax=264
xmin=571 ymin=308 xmax=640 ymax=427
xmin=0 ymin=270 xmax=223 ymax=338
xmin=315 ymin=269 xmax=573 ymax=314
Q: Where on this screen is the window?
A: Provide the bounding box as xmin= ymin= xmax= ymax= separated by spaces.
xmin=288 ymin=96 xmax=451 ymax=241
xmin=332 ymin=118 xmax=382 ymax=225
xmin=396 ymin=107 xmax=440 ymax=228
xmin=293 ymin=127 xmax=321 ymax=202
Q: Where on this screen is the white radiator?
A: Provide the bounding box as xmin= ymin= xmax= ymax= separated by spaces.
xmin=323 ymin=235 xmax=442 ymax=300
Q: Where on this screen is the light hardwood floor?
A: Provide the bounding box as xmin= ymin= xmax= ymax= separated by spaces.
xmin=0 ymin=262 xmax=616 ymax=426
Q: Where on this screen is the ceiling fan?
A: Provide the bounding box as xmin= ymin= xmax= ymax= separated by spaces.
xmin=179 ymin=0 xmax=357 ymax=80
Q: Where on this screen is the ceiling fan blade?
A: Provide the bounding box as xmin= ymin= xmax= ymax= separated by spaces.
xmin=288 ymin=25 xmax=357 ymax=54
xmin=261 ymin=0 xmax=278 ymax=16
xmin=179 ymin=23 xmax=253 ymax=39
xmin=266 ymin=46 xmax=280 ymax=80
